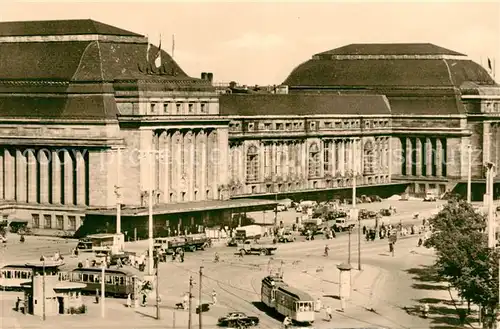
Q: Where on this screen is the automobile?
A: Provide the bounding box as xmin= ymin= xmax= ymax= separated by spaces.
xmin=333 ymin=218 xmax=356 ymax=232
xmin=277 ymin=204 xmax=287 ymax=212
xmin=196 ymin=303 xmax=210 ymax=314
xmin=423 ymin=191 xmax=437 ymax=202
xmin=361 ymin=195 xmax=372 ymax=203
xmin=370 ymin=195 xmax=383 ymax=202
xmin=218 ymin=312 xmax=260 ymax=327
xmin=379 ymin=208 xmax=392 ymax=216
xmin=278 ymin=231 xmax=295 ymax=243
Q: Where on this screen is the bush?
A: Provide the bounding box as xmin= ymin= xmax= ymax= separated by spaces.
xmin=68 ymin=305 xmax=87 ymax=314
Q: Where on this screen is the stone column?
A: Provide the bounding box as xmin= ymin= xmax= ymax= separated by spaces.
xmin=15 ymin=149 xmax=27 ymax=203
xmin=319 ymin=141 xmax=325 ymax=178
xmin=27 ymin=150 xmax=37 ymax=203
xmin=139 ymin=129 xmax=152 ymax=195
xmin=426 ymin=138 xmax=433 ymax=177
xmin=416 ymin=138 xmax=423 ymax=176
xmin=240 ymin=143 xmax=245 ymax=183
xmin=331 ymin=140 xmax=336 ymax=175
xmin=302 ymin=141 xmax=308 ymax=181
xmin=159 ymin=130 xmax=168 ymax=203
xmin=436 ymin=139 xmax=443 ymax=177
xmin=405 ymin=138 xmax=412 ymax=176
xmin=4 ymin=149 xmax=15 ymax=200
xmin=283 ymin=142 xmax=289 ymax=179
xmin=388 ymin=137 xmax=393 ymax=178
xmin=339 ymin=140 xmax=345 ymax=175
xmin=271 ymin=142 xmax=277 ymax=180
xmin=64 ymin=150 xmax=74 ymax=205
xmin=200 ymin=130 xmax=207 ymax=200
xmin=39 ymin=150 xmax=50 ymax=204
xmin=210 ymin=130 xmax=219 ymax=199
xmin=52 ymin=150 xmax=61 ymax=204
xmin=483 ymin=121 xmax=491 ymax=163
xmin=187 ymin=131 xmax=195 ymax=201
xmin=76 ymin=150 xmax=86 ymax=205
xmin=218 ymin=127 xmax=229 ymax=198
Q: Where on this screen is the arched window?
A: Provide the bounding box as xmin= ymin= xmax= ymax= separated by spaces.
xmin=308 ymin=143 xmax=321 ymax=178
xmin=246 ymin=145 xmax=259 ymax=182
xmin=363 ymin=141 xmax=374 ymax=174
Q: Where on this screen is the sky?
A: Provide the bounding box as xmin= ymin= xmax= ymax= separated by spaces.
xmin=3 ymin=1 xmax=500 ymax=85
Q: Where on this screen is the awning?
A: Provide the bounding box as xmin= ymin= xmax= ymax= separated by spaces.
xmin=86 ymin=198 xmax=278 ymax=217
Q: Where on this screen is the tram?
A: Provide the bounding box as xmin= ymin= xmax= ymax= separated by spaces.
xmin=66 ymin=267 xmax=142 ymax=298
xmin=0 ymin=264 xmax=32 ymax=291
xmin=261 ymin=275 xmax=315 ymax=324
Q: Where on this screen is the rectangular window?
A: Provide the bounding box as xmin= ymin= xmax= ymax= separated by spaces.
xmin=163 ymin=103 xmax=169 ymax=114
xmin=32 ymin=214 xmax=40 ymax=228
xmin=68 ymin=216 xmax=76 ymax=230
xmin=264 ymin=123 xmax=272 ymax=130
xmin=276 ymin=123 xmax=284 ymax=130
xmin=44 ymin=215 xmax=52 ymax=229
xmin=188 ymin=103 xmax=194 ymax=113
xmin=324 ymin=122 xmax=332 ymax=128
xmin=285 ymin=123 xmax=291 ymax=130
xmin=200 ymin=103 xmax=207 ymax=113
xmin=56 ymin=215 xmax=64 ymax=230
xmin=175 ymin=103 xmax=182 ymax=114
xmin=150 ymin=103 xmax=156 ymax=114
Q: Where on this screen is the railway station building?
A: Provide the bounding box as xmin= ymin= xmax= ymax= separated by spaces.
xmin=0 ymin=19 xmax=497 ymax=237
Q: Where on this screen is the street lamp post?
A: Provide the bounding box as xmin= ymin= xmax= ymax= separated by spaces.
xmin=116 ymin=147 xmax=122 ymax=234
xmin=41 ymin=256 xmax=45 ymax=321
xmin=148 ymin=151 xmax=154 ymax=275
xmin=485 ymin=162 xmax=496 ymax=249
xmin=467 ymin=145 xmax=472 ymax=203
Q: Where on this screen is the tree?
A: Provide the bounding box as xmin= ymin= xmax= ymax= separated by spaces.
xmin=425 ymin=200 xmax=499 ymax=328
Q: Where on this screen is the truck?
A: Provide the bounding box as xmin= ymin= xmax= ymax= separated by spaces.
xmin=235 ymin=225 xmax=264 ymax=240
xmin=423 ymin=190 xmax=438 ymax=202
xmin=237 ymin=240 xmax=277 ymax=256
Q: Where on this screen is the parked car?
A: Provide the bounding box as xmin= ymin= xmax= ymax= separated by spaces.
xmin=370 ymin=195 xmax=383 ymax=202
xmin=423 ymin=191 xmax=438 ymax=202
xmin=278 ymin=231 xmax=295 ymax=243
xmin=333 ymin=218 xmax=356 ymax=232
xmin=218 ymin=312 xmax=260 ymax=327
xmin=277 ymin=204 xmax=287 ymax=212
xmin=379 ymin=208 xmax=392 ymax=216
xmin=361 ymin=195 xmax=372 ymax=203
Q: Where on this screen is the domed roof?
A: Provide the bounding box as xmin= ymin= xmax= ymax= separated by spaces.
xmin=284 ymin=43 xmax=495 ymax=88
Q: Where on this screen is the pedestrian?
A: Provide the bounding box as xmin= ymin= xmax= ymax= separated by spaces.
xmin=283 ymin=316 xmax=291 ymax=329
xmin=183 ymin=293 xmax=189 ymax=309
xmin=95 ymin=289 xmax=100 ymax=304
xmin=211 ymin=289 xmax=217 ymax=305
xmin=180 ymin=252 xmax=184 ymax=263
xmin=362 ymin=226 xmax=366 ymax=235
xmin=15 ymin=297 xmax=21 ymax=311
xmin=141 ymin=293 xmax=147 ymax=307
xmin=214 ymin=252 xmax=219 ymax=263
xmin=126 ymin=293 xmax=132 ymax=308
xmin=389 ymin=242 xmax=394 ymax=256
xmin=84 ymin=258 xmax=90 ymax=268
xmin=315 ymin=298 xmax=322 ymax=312
xmin=325 ymin=305 xmax=332 ymax=321
xmin=418 ymin=237 xmax=423 ymax=247
xmin=239 ymin=249 xmax=244 ymax=258
xmin=324 ymin=244 xmax=329 ymax=257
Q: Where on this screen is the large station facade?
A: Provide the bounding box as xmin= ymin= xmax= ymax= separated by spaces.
xmin=0 ymin=20 xmax=497 ymax=237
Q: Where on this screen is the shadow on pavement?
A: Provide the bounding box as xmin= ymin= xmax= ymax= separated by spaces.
xmin=406 ymin=265 xmax=475 ymax=329
xmin=412 ymin=283 xmax=448 ymax=291
xmin=251 ymin=301 xmax=284 ymax=322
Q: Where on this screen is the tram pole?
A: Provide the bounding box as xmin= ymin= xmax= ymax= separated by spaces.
xmin=156 ymin=255 xmax=160 ymax=320
xmin=188 ymin=276 xmax=193 ymax=329
xmin=199 ymin=266 xmax=203 ymax=329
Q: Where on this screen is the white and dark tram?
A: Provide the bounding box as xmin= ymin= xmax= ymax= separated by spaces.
xmin=261 ymin=275 xmax=315 ymax=324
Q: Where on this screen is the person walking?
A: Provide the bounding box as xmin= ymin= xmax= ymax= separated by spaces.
xmin=211 ymin=289 xmax=217 ymax=305
xmin=126 ymin=293 xmax=132 ymax=308
xmin=325 ymin=305 xmax=332 ymax=321
xmin=315 ymin=298 xmax=322 ymax=312
xmin=324 ymin=244 xmax=329 ymax=257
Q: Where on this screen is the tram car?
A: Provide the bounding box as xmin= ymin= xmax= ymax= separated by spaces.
xmin=0 ymin=264 xmax=33 ymax=291
xmin=65 ymin=267 xmax=142 ymax=298
xmin=261 ymin=275 xmax=314 ymax=324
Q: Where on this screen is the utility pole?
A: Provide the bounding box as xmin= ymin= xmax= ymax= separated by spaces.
xmin=351 ymin=140 xmax=361 ymax=271
xmin=101 ymin=264 xmax=105 ymax=318
xmin=188 ymin=276 xmax=193 ymax=329
xmin=156 ymin=254 xmax=160 ymax=320
xmin=148 ymin=151 xmax=154 ymax=275
xmin=467 ymin=144 xmax=472 ymax=203
xmin=116 ymin=147 xmax=122 ymax=234
xmin=485 ymin=162 xmax=495 ymax=248
xmin=199 ymin=266 xmax=203 ymax=329
xmin=41 ymin=256 xmax=46 ymax=321
xmin=347 ymin=228 xmax=351 ymax=265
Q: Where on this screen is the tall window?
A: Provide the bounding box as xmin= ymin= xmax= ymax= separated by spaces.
xmin=44 ymin=214 xmax=52 ymax=229
xmin=32 ymin=214 xmax=40 ymax=228
xmin=56 ymin=215 xmax=64 ymax=230
xmin=246 ymin=145 xmax=259 ymax=182
xmin=323 ymin=141 xmax=331 ymax=174
xmin=68 ymin=216 xmax=76 ymax=230
xmin=363 ymin=141 xmax=374 ymax=174
xmin=308 ymin=143 xmax=321 ymax=178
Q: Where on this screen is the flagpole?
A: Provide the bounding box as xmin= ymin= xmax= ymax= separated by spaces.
xmin=172 ymin=34 xmax=175 ymax=59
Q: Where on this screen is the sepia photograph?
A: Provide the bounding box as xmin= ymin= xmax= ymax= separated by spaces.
xmin=0 ymin=1 xmax=499 ymax=328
